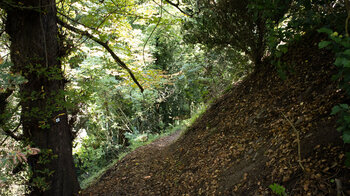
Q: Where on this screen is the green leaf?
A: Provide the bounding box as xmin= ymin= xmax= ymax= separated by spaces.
xmin=341 ymin=40 xmax=350 ymax=48
xmin=331 ymin=106 xmax=341 ymax=115
xmin=269 ymin=183 xmax=287 ymax=196
xmin=344 ymin=60 xmax=350 ymax=67
xmin=280 ymin=46 xmax=288 ymax=54
xmin=334 ymin=57 xmax=350 ymax=67
xmin=334 ymin=58 xmax=345 ymax=67
xmin=330 ymin=36 xmax=342 ymax=43
xmin=337 ymin=126 xmax=346 ymax=132
xmin=343 ymin=49 xmax=350 ymax=56
xmin=318 ymin=41 xmax=331 ymax=49
xmin=343 ymin=131 xmax=350 ymax=143
xmin=317 ymin=27 xmax=333 ymax=35
xmin=275 ymin=51 xmax=282 ymax=58
xmin=340 ymin=104 xmax=349 ymax=110
xmin=345 ymin=116 xmax=350 ymax=123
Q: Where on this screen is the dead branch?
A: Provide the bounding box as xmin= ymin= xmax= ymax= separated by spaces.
xmin=281 ymin=112 xmax=305 ymax=171
xmin=335 ymin=178 xmax=345 ymax=196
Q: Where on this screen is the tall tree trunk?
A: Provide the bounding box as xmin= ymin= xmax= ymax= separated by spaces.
xmin=3 ymin=0 xmax=79 ymax=195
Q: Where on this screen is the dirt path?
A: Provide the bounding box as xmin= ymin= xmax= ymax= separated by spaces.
xmin=81 ymin=130 xmax=182 ymax=196
xmin=80 ymin=34 xmax=350 ymax=195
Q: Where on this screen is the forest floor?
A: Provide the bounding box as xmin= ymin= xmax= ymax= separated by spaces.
xmin=81 ymin=32 xmax=350 ymax=196
xmin=81 ymin=129 xmax=183 ymax=195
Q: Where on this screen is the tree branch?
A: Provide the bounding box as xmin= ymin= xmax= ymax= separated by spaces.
xmin=0 ymin=89 xmax=13 ymax=123
xmin=1 ymin=122 xmax=23 ymax=144
xmin=58 ymin=11 xmax=99 ymax=32
xmin=151 ymin=0 xmax=178 ymax=18
xmin=0 ymin=89 xmax=13 ymax=107
xmin=57 ymin=19 xmax=144 ymax=93
xmin=0 ymin=0 xmax=51 ymax=11
xmin=0 ymin=0 xmax=14 ymax=10
xmin=163 ymin=0 xmax=193 ymax=17
xmin=0 ymin=89 xmax=23 ymax=142
xmin=143 ymin=0 xmax=163 ymax=66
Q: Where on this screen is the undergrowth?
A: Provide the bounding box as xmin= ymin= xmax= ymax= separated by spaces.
xmin=78 ymin=104 xmax=208 ymax=189
xmin=79 ymin=123 xmax=184 ymax=189
xmin=179 ymin=103 xmax=207 ymax=137
xmin=318 ymin=27 xmax=350 ymax=166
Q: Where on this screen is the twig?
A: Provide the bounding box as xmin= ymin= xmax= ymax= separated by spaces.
xmin=163 ymin=0 xmax=193 ymax=17
xmin=335 ymin=178 xmax=344 ymax=196
xmin=281 ymin=112 xmax=305 ymax=171
xmin=143 ymin=0 xmax=163 ymax=66
xmin=345 ymin=0 xmax=350 ymax=36
xmin=151 ymin=0 xmax=178 ymax=18
xmin=0 ymin=121 xmax=22 ymax=144
xmin=57 ymin=19 xmax=144 ymax=93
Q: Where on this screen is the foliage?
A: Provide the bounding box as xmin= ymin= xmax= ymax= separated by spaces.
xmin=318 ymin=27 xmax=350 ymax=166
xmin=251 ymin=0 xmax=345 ymax=79
xmin=287 ymin=1 xmax=345 ymax=32
xmin=0 ymin=145 xmax=39 ymax=195
xmin=73 ymin=132 xmax=125 ymax=183
xmin=78 ymin=124 xmax=182 ymax=189
xmin=0 ymin=61 xmax=28 ymax=93
xmin=183 ymin=0 xmax=291 ymax=66
xmin=0 ymin=0 xmax=347 ymax=193
xmin=330 ymin=103 xmax=350 ymax=166
xmin=269 ymin=183 xmax=287 ymax=196
xmin=64 ymin=0 xmax=250 ymax=185
xmin=58 ymin=0 xmax=173 ymax=184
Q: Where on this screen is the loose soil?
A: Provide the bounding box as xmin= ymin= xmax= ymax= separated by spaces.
xmin=81 ymin=32 xmax=350 ymax=195
xmin=81 ymin=130 xmax=182 ymax=196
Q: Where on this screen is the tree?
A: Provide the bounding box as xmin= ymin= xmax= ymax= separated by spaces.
xmin=183 ymin=0 xmax=291 ymax=66
xmin=0 ymin=0 xmax=79 ymax=195
xmin=1 ymin=0 xmax=148 ymax=193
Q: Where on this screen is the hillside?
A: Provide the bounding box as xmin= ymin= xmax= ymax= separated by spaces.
xmin=81 ymin=32 xmax=350 ymax=195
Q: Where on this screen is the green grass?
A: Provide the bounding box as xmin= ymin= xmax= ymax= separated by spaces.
xmin=179 ymin=103 xmax=207 ymax=137
xmin=79 ymin=157 xmax=119 ymax=190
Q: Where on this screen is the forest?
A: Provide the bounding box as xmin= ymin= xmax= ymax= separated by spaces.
xmin=0 ymin=0 xmax=350 ymax=195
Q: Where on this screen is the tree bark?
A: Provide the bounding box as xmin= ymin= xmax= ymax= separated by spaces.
xmin=3 ymin=0 xmax=79 ymax=195
xmin=0 ymin=89 xmax=13 ymax=125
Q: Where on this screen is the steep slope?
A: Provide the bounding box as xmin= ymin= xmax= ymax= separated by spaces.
xmin=82 ymin=32 xmax=349 ymax=195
